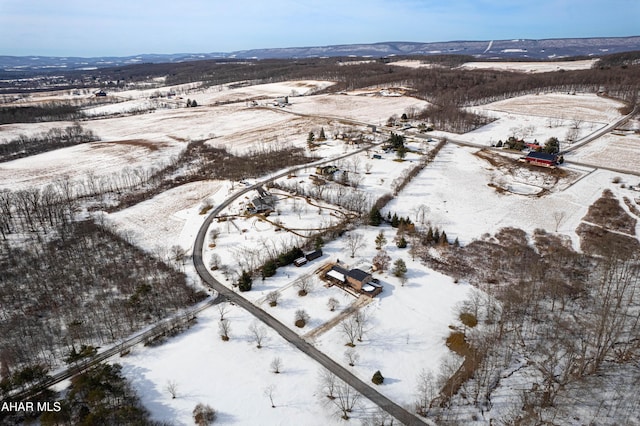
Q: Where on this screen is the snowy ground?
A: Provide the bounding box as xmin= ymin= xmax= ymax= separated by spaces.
xmin=385 ymin=143 xmax=640 ymax=249
xmin=458 ymin=59 xmax=599 ymax=73
xmin=3 ymin=80 xmax=640 ymax=424
xmin=388 ymin=59 xmax=598 ymax=73
xmin=447 ymin=93 xmax=625 ymax=148
xmin=565 ymin=131 xmax=640 ymax=171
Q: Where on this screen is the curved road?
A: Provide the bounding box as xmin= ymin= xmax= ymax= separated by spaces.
xmin=192 ymin=155 xmax=426 ymax=425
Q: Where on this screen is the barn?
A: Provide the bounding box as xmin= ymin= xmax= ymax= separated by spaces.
xmin=523 ymin=151 xmax=558 ymax=167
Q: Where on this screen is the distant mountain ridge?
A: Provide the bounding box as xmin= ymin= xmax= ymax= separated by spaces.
xmin=2 ymin=36 xmax=639 ymax=72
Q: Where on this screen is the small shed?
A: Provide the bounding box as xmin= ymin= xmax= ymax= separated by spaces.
xmin=305 ymin=249 xmax=323 ymax=261
xmin=294 ymin=257 xmax=308 ymax=267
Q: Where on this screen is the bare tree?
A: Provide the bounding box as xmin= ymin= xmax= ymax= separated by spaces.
xmin=249 ymin=321 xmax=267 ymax=348
xmin=341 ymin=315 xmax=359 ymax=347
xmin=345 ymin=232 xmax=365 ymax=258
xmin=216 ymin=302 xmax=230 ymax=321
xmin=354 ymin=310 xmax=369 ymax=342
xmin=209 ymin=253 xmax=222 ymax=270
xmin=218 ymin=319 xmax=231 ymax=341
xmin=264 ymin=385 xmax=276 ymax=408
xmin=553 ymin=211 xmax=566 ymax=232
xmin=327 ymin=297 xmax=340 ymax=312
xmin=270 ymin=357 xmax=282 ymax=374
xmin=294 ymin=309 xmax=310 ymax=328
xmin=266 ymin=291 xmax=281 ymax=307
xmin=415 ymin=369 xmax=437 ymax=417
xmin=319 ymin=369 xmax=338 ymax=400
xmin=330 ymin=380 xmax=362 ymax=420
xmin=373 ymin=249 xmax=391 ymax=272
xmin=344 ymin=348 xmax=360 ymax=367
xmin=294 ymin=276 xmax=314 ymax=296
xmin=166 ymin=380 xmax=178 ymax=399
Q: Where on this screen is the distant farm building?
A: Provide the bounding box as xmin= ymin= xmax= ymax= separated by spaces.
xmin=325 ymin=264 xmax=383 ymax=297
xmin=273 ymin=96 xmax=289 ymax=107
xmin=522 ymin=151 xmax=558 ymax=168
xmin=95 ymin=90 xmax=107 ymax=97
xmin=525 ymin=142 xmax=542 ymax=151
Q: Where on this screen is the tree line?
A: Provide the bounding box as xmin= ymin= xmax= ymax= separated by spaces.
xmin=0 ymin=123 xmax=99 ymax=163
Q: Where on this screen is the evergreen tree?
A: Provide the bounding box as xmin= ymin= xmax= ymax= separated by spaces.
xmin=439 ymin=230 xmax=448 ymax=246
xmin=369 ymin=207 xmax=383 ymax=226
xmin=375 ymin=231 xmax=387 ymax=250
xmin=425 ymin=226 xmax=434 ymax=244
xmin=238 ymin=271 xmax=253 ymax=292
xmin=433 ymin=228 xmax=440 ymax=243
xmin=262 ymin=260 xmax=277 ymax=279
xmin=372 ymin=370 xmax=384 ymax=385
xmin=307 ymin=132 xmax=315 ymax=145
xmin=314 ymin=235 xmax=324 ymax=250
xmin=453 ymin=237 xmax=460 ymax=247
xmin=191 ymin=99 xmax=198 ymax=107
xmin=318 ymin=127 xmax=326 ymax=141
xmin=393 ymin=259 xmax=407 ymax=279
xmin=391 ymin=213 xmax=400 ymax=228
xmin=397 ymin=236 xmax=407 ymax=248
xmin=543 ymin=137 xmax=560 ymax=154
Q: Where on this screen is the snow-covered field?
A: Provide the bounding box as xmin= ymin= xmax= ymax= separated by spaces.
xmin=388 ymin=59 xmax=598 ymax=73
xmin=3 ymin=79 xmax=640 ymax=424
xmin=444 ymin=93 xmax=625 ymax=148
xmin=458 ymin=59 xmax=599 ymax=73
xmin=566 ymin=131 xmax=640 ymax=171
xmin=385 ymin=143 xmax=640 ymax=249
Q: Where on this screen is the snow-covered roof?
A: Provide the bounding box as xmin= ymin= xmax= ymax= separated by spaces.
xmin=326 ymin=269 xmax=345 ymax=282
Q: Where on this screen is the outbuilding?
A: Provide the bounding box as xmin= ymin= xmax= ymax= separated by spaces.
xmin=523 ymin=151 xmax=558 ymax=167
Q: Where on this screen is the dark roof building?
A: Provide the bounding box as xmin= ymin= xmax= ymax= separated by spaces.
xmin=523 ymin=151 xmax=558 ymax=167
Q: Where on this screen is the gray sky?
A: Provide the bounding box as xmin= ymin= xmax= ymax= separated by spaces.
xmin=1 ymin=0 xmax=638 ymax=57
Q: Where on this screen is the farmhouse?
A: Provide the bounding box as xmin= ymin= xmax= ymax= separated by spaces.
xmin=316 ymin=165 xmax=339 ymax=176
xmin=522 ymin=151 xmax=558 ymax=167
xmin=325 ymin=265 xmax=383 ymax=297
xmin=247 ymin=186 xmax=277 ymax=214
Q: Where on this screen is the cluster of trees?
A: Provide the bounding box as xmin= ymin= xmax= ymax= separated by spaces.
xmin=0 ymin=123 xmax=99 ymax=162
xmin=39 ymin=363 xmax=152 ymax=425
xmin=0 ymin=101 xmax=94 ymax=124
xmin=417 ymin=102 xmax=495 ymax=134
xmin=261 ymin=246 xmax=304 ymax=279
xmin=0 ymin=220 xmax=202 ymax=378
xmin=420 ymin=227 xmax=640 ymax=424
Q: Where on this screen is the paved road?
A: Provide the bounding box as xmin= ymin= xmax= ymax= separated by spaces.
xmin=192 ymin=154 xmax=427 ymax=425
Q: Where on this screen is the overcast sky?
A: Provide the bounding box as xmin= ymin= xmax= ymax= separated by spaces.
xmin=1 ymin=0 xmax=638 ymax=57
